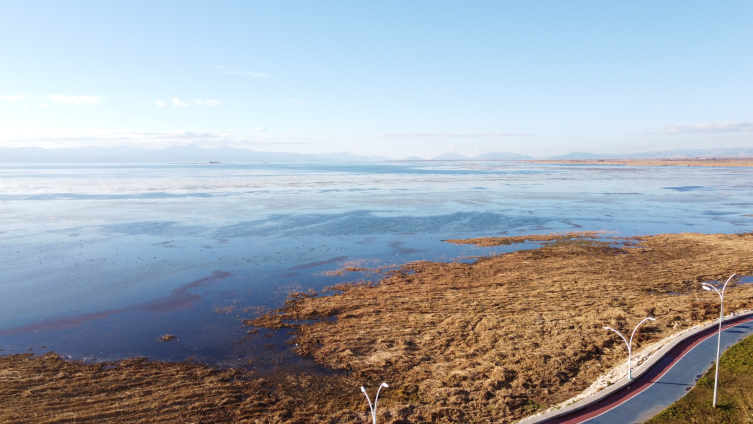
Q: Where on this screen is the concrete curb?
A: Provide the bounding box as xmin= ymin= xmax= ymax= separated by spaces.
xmin=520 ymin=309 xmax=753 ymax=424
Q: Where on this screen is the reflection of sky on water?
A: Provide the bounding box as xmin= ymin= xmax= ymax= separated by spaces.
xmin=1 ymin=162 xmax=752 ymax=371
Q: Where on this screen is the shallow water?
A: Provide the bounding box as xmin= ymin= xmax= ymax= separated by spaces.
xmin=1 ymin=161 xmax=752 ymax=372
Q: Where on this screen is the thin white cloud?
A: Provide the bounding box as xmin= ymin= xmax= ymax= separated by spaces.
xmin=377 ymin=132 xmax=530 ymax=138
xmin=1 ymin=94 xmax=29 ymax=102
xmin=40 ymin=103 xmax=49 ymax=109
xmin=154 ymin=100 xmax=167 ymax=107
xmin=253 ymin=128 xmax=268 ymax=131
xmin=172 ymin=98 xmax=220 ymax=107
xmin=661 ymin=121 xmax=753 ymax=134
xmin=192 ymin=99 xmax=220 ymax=107
xmin=45 ymin=94 xmax=101 ymax=106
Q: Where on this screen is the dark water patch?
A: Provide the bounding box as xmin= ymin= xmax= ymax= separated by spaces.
xmin=136 ymin=271 xmax=231 ymax=313
xmin=353 ymin=237 xmax=379 ymax=245
xmin=150 ymin=240 xmax=175 ymax=246
xmin=388 ymin=241 xmax=421 ymax=255
xmin=0 ymin=309 xmax=128 ymax=336
xmin=0 ymin=271 xmax=231 ymax=336
xmin=664 ymin=186 xmax=706 ymax=192
xmin=101 ymin=221 xmax=205 ymax=237
xmin=290 ymin=256 xmax=348 ymax=270
xmin=454 ymin=257 xmax=480 ymax=264
xmin=213 ymin=211 xmax=550 ymax=238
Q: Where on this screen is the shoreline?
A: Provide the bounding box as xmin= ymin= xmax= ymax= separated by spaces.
xmin=2 ymin=231 xmax=753 ymax=422
xmin=248 ymin=231 xmax=753 ymax=422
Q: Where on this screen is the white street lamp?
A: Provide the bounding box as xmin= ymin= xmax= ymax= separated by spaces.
xmin=361 ymin=382 xmax=389 ymax=424
xmin=702 ymin=273 xmax=736 ymax=409
xmin=604 ymin=317 xmax=657 ymax=380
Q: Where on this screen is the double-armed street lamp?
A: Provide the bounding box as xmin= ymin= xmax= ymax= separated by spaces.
xmin=604 ymin=317 xmax=657 ymax=380
xmin=701 ymin=273 xmax=736 ymax=409
xmin=361 ymin=382 xmax=389 ymax=424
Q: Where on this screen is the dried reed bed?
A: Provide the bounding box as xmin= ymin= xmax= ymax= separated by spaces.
xmin=0 ymin=353 xmax=241 ymax=423
xmin=250 ymin=232 xmax=753 ymax=423
xmin=445 ymin=231 xmax=606 ymax=246
xmin=0 ymin=352 xmax=364 ymax=423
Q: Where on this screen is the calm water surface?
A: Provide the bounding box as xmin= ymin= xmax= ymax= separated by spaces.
xmin=1 ymin=161 xmax=752 ymax=372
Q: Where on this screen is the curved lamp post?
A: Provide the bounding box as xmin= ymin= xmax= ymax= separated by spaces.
xmin=604 ymin=317 xmax=657 ymax=380
xmin=701 ymin=273 xmax=736 ymax=408
xmin=361 ymin=382 xmax=389 ymax=424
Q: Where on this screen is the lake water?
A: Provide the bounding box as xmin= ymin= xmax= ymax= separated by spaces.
xmin=1 ymin=161 xmax=752 ymax=373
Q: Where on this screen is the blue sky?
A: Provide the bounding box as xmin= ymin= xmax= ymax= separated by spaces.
xmin=1 ymin=1 xmax=752 ymax=158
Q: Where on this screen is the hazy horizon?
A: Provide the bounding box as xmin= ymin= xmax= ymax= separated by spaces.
xmin=3 ymin=144 xmax=753 ymax=163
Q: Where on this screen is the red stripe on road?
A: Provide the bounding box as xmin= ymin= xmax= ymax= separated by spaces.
xmin=545 ymin=316 xmax=753 ymax=424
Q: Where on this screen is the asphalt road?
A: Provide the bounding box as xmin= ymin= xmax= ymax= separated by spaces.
xmin=544 ymin=316 xmax=753 ymax=424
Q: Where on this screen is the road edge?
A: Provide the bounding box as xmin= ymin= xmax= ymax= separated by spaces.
xmin=520 ymin=308 xmax=753 ymax=424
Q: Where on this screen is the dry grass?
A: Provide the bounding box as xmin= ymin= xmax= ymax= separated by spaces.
xmin=250 ymin=232 xmax=753 ymax=422
xmin=0 ymin=353 xmax=243 ymax=423
xmin=321 ymin=259 xmax=386 ymax=277
xmin=158 ymin=334 xmax=177 ymax=343
xmin=445 ymin=231 xmax=607 ymax=246
xmin=0 ymin=353 xmax=368 ymax=423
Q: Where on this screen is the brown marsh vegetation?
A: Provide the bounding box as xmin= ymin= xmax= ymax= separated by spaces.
xmin=158 ymin=334 xmax=177 ymax=343
xmin=0 ymin=352 xmax=366 ymax=423
xmin=2 ymin=232 xmax=753 ymax=423
xmin=249 ymin=232 xmax=753 ymax=422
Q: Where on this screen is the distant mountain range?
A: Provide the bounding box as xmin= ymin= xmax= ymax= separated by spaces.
xmin=0 ymin=145 xmax=751 ymax=163
xmin=402 ymin=152 xmax=535 ymax=161
xmin=544 ymin=147 xmax=753 ymax=160
xmin=0 ymin=145 xmax=389 ymax=163
xmin=406 ymin=147 xmax=753 ymax=161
